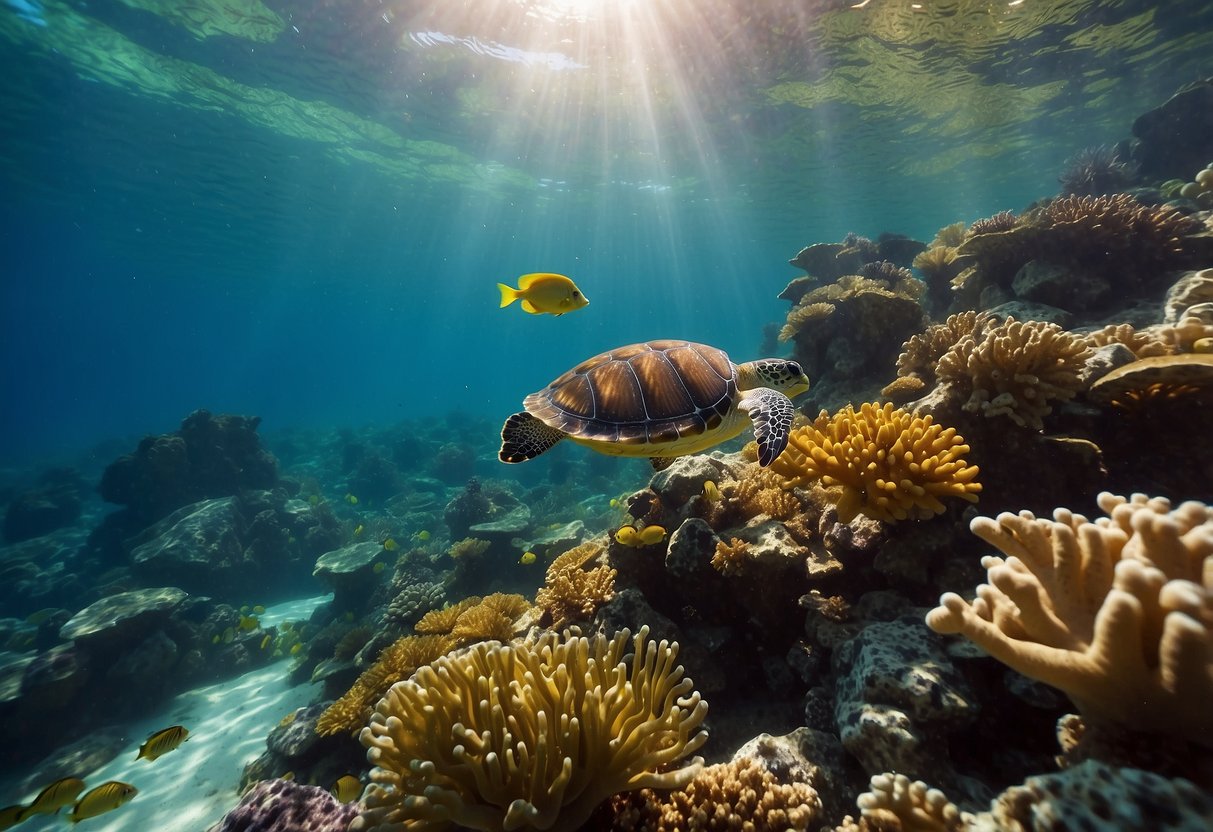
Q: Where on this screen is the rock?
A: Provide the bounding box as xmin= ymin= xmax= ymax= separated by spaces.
xmin=60 ymin=587 xmax=187 ymax=643
xmin=832 ymin=616 xmax=977 ymax=782
xmin=107 ymin=629 xmax=179 ymax=688
xmin=130 ymin=499 xmax=244 ymax=591
xmin=985 ymin=300 xmax=1074 ymax=328
xmin=789 ymin=242 xmax=862 ymax=282
xmin=207 ymin=779 xmax=358 ymax=832
xmin=733 ymin=728 xmax=850 ymax=826
xmin=1078 ymin=343 xmax=1138 ymax=387
xmin=267 ymin=703 xmax=330 ymax=760
xmin=1131 ymin=79 xmax=1213 ymax=181
xmin=313 ymin=542 xmax=385 ymax=611
xmin=1011 ymin=260 xmax=1110 ymax=311
xmin=21 ymin=727 xmax=126 ymax=790
xmin=664 ymin=517 xmax=717 ymax=579
xmin=513 ymin=520 xmax=586 ymax=557
xmin=649 ymin=455 xmax=727 ymax=509
xmin=469 ymin=503 xmax=531 ymax=535
xmin=1164 ymin=268 xmax=1213 ymax=324
xmin=2 ymin=469 xmax=84 ymax=543
xmin=778 ymin=275 xmax=820 ymax=305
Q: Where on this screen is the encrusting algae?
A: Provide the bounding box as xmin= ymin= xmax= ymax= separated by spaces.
xmin=769 ymin=402 xmax=981 ymax=524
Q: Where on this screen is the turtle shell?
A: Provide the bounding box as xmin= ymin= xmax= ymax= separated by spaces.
xmin=523 ymin=340 xmax=738 ymax=446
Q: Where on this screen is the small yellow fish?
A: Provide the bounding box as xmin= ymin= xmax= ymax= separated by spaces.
xmin=281 ymin=772 xmax=295 ymax=782
xmin=345 ymin=494 xmax=359 ymax=505
xmin=415 ymin=530 xmax=431 ymax=542
xmin=519 ymin=551 xmax=537 ymax=565
xmin=240 ymin=605 xmax=250 ymax=614
xmin=609 ymin=498 xmax=619 ymax=508
xmin=614 ymin=526 xmax=641 ymax=546
xmin=69 ymin=782 xmax=137 ymax=822
xmin=211 ymin=634 xmax=221 ymax=644
xmin=279 ymin=711 xmax=298 ymax=727
xmin=137 ymin=725 xmax=189 ymax=761
xmin=702 ymin=481 xmax=721 ymax=502
xmin=373 ymin=562 xmax=386 ymax=574
xmin=308 ymin=494 xmax=320 ymax=506
xmin=331 ymin=775 xmax=362 ymax=804
xmin=0 ymin=805 xmax=23 ymax=829
xmin=353 ymin=524 xmax=365 ymax=538
xmin=238 ymin=614 xmax=260 ymax=631
xmin=260 ymin=634 xmax=272 ymax=650
xmin=290 ymin=643 xmax=303 ymax=655
xmin=497 ymin=272 xmax=589 ymax=316
xmin=222 ymin=627 xmax=235 ymax=644
xmin=637 ymin=524 xmax=668 ymax=546
xmin=383 ymin=538 xmax=398 ymax=551
xmin=16 ymin=777 xmax=85 ymax=821
xmin=252 ymin=605 xmax=266 ymax=614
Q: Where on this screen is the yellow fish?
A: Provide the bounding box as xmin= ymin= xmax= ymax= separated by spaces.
xmin=331 ymin=775 xmax=362 ymax=804
xmin=353 ymin=524 xmax=365 ymax=538
xmin=308 ymin=494 xmax=320 ymax=506
xmin=222 ymin=628 xmax=235 ymax=644
xmin=415 ymin=530 xmax=431 ymax=542
xmin=702 ymin=481 xmax=721 ymax=502
xmin=137 ymin=725 xmax=189 ymax=761
xmin=637 ymin=524 xmax=668 ymax=545
xmin=519 ymin=551 xmax=537 ymax=565
xmin=260 ymin=634 xmax=272 ymax=650
xmin=373 ymin=562 xmax=386 ymax=574
xmin=16 ymin=777 xmax=85 ymax=821
xmin=345 ymin=494 xmax=359 ymax=505
xmin=497 ymin=273 xmax=589 ymax=316
xmin=614 ymin=526 xmax=641 ymax=546
xmin=0 ymin=805 xmax=23 ymax=829
xmin=211 ymin=634 xmax=221 ymax=644
xmin=609 ymin=498 xmax=619 ymax=508
xmin=69 ymin=782 xmax=137 ymax=823
xmin=383 ymin=538 xmax=398 ymax=552
xmin=252 ymin=605 xmax=266 ymax=614
xmin=291 ymin=643 xmax=303 ymax=655
xmin=281 ymin=772 xmax=295 ymax=782
xmin=238 ymin=614 xmax=260 ymax=631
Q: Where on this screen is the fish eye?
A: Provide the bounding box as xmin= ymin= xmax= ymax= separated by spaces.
xmin=573 ymin=291 xmax=581 ymax=297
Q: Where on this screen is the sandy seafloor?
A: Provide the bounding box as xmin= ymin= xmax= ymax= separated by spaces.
xmin=1 ymin=595 xmax=333 ymax=831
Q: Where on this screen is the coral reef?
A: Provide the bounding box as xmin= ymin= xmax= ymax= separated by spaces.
xmin=1057 ymin=145 xmax=1137 ymax=197
xmin=353 ymin=627 xmax=708 ymax=832
xmin=207 ymin=779 xmax=358 ymax=832
xmin=535 ymin=540 xmax=616 ymax=629
xmin=881 ymin=312 xmax=992 ymax=403
xmin=926 ymin=492 xmax=1213 ymax=745
xmin=966 ymin=211 xmax=1017 ymax=237
xmin=768 ymin=403 xmax=981 ymax=524
xmin=935 ymin=317 xmax=1092 ymax=430
xmin=842 ymin=772 xmax=966 ymax=832
xmin=610 ymin=757 xmax=821 ymax=831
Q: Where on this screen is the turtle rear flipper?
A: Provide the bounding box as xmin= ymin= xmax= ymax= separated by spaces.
xmin=739 ymin=388 xmax=796 ymax=467
xmin=500 ymin=412 xmax=565 ymax=463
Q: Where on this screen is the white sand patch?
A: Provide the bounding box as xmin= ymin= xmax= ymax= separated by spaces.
xmin=3 ymin=596 xmax=330 ymax=830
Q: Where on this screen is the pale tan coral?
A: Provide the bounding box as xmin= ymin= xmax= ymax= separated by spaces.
xmin=316 ymin=634 xmax=456 ymax=736
xmin=731 ymin=465 xmax=803 ymax=521
xmin=882 ymin=311 xmax=991 ymax=401
xmin=353 ymin=627 xmax=708 ymax=832
xmin=936 ymin=317 xmax=1092 ymax=430
xmin=711 ymin=537 xmax=751 ymax=576
xmin=926 ymin=492 xmax=1213 ymax=745
xmin=1084 ymin=323 xmax=1173 ymax=358
xmin=535 ymin=540 xmax=615 ymax=629
xmin=448 ymin=537 xmax=491 ymax=560
xmin=930 ymin=222 xmax=967 ymax=248
xmin=450 ymin=605 xmax=516 ymax=643
xmin=769 ymin=402 xmax=981 ymax=524
xmin=611 ymin=757 xmax=820 ymax=831
xmin=415 ymin=597 xmax=482 ymax=635
xmin=780 ymin=301 xmax=836 ymax=343
xmin=851 ymin=772 xmax=966 ymax=832
xmin=477 ymin=592 xmax=531 ymax=620
xmin=1159 ymin=314 xmax=1213 ymax=353
xmin=911 ymin=245 xmax=960 ymax=286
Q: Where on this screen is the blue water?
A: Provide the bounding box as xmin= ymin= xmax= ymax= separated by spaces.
xmin=4 ymin=0 xmax=1204 ymax=463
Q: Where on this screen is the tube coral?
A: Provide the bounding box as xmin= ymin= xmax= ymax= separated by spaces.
xmin=768 ymin=402 xmax=981 ymax=524
xmin=926 ymin=492 xmax=1213 ymax=746
xmin=353 ymin=627 xmax=709 ymax=832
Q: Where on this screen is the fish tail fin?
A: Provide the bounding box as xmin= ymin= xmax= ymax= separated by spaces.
xmin=14 ymin=807 xmax=31 ymax=823
xmin=497 ymin=283 xmax=519 ymax=308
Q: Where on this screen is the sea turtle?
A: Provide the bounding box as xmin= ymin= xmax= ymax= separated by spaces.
xmin=499 ymin=339 xmax=810 ymax=468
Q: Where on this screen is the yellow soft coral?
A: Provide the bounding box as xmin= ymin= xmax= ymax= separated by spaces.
xmin=611 ymin=757 xmax=820 ymax=831
xmin=535 ymin=540 xmax=615 ymax=629
xmin=926 ymin=492 xmax=1213 ymax=746
xmin=316 ymin=634 xmax=456 ymax=736
xmin=936 ymin=317 xmax=1092 ymax=430
xmin=353 ymin=627 xmax=709 ymax=832
xmin=769 ymin=402 xmax=981 ymax=524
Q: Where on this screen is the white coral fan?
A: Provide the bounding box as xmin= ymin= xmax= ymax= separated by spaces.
xmin=927 ymin=492 xmax=1213 ymax=745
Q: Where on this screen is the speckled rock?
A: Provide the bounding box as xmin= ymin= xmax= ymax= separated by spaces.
xmin=208 ymin=779 xmax=358 ymax=832
xmin=733 ymin=728 xmax=851 ymax=827
xmin=970 ymin=760 xmax=1213 ymax=832
xmin=665 ymin=517 xmax=718 ymax=578
xmin=59 ymin=587 xmax=187 ymax=642
xmin=832 ymin=616 xmax=977 ymax=781
xmin=732 ymin=518 xmax=814 ymax=574
xmin=514 ymin=520 xmax=586 ymax=558
xmin=985 ymin=300 xmax=1074 ymax=328
xmin=1011 ymin=260 xmax=1110 ymax=311
xmin=314 ymin=542 xmax=385 ymax=611
xmin=1078 ymin=342 xmax=1138 ymax=387
xmin=649 ymin=455 xmax=727 ymax=509
xmin=107 ymin=629 xmax=179 ymax=685
xmin=1164 ymin=268 xmax=1213 ymax=324
xmin=268 ymin=703 xmax=329 ymax=760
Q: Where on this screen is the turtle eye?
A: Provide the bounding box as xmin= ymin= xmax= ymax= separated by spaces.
xmin=787 ymin=362 xmax=801 ymax=376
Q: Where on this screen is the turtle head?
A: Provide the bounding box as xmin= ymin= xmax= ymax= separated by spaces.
xmin=741 ymin=359 xmax=810 ymax=397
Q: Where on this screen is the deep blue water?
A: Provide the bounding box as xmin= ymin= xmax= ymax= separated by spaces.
xmin=2 ymin=0 xmax=1210 ymax=462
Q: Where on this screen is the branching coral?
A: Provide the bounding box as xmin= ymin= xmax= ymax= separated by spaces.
xmin=926 ymin=492 xmax=1213 ymax=745
xmin=731 ymin=465 xmax=803 ymax=521
xmin=842 ymin=772 xmax=966 ymax=832
xmin=1029 ymin=193 xmax=1204 ymax=269
xmin=415 ymin=597 xmax=482 ymax=635
xmin=415 ymin=593 xmax=531 ymax=643
xmin=768 ymin=403 xmax=981 ymax=524
xmin=316 ymin=634 xmax=456 ymax=736
xmin=936 ymin=317 xmax=1092 ymax=430
xmin=535 ymin=541 xmax=615 ymax=629
xmin=353 ymin=627 xmax=709 ymax=832
xmin=882 ymin=312 xmax=991 ymax=402
xmin=1084 ymin=323 xmax=1173 ymax=358
xmin=967 ymin=210 xmax=1017 ymax=236
xmin=610 ymin=757 xmax=820 ymax=831
xmin=711 ymin=538 xmax=751 ymax=576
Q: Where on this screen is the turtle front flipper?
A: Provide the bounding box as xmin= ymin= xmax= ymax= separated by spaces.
xmin=500 ymin=412 xmax=566 ymax=463
xmin=738 ymin=388 xmax=796 ymax=467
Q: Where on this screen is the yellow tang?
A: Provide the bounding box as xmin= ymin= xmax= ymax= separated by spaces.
xmin=252 ymin=605 xmax=266 ymax=614
xmin=69 ymin=782 xmax=137 ymax=823
xmin=260 ymin=634 xmax=272 ymax=650
xmin=702 ymin=481 xmax=721 ymax=502
xmin=308 ymin=494 xmax=319 ymax=506
xmin=345 ymin=494 xmax=358 ymax=505
xmin=16 ymin=777 xmax=85 ymax=821
xmin=518 ymin=551 xmax=537 ymax=565
xmin=137 ymin=725 xmax=189 ymax=761
xmin=497 ymin=273 xmax=589 ymax=317
xmin=373 ymin=562 xmax=386 ymax=574
xmin=614 ymin=526 xmax=641 ymax=546
xmin=238 ymin=615 xmax=259 ymax=631
xmin=637 ymin=524 xmax=668 ymax=546
xmin=382 ymin=538 xmax=398 ymax=551
xmin=0 ymin=805 xmax=23 ymax=830
xmin=353 ymin=524 xmax=365 ymax=538
xmin=331 ymin=775 xmax=362 ymax=804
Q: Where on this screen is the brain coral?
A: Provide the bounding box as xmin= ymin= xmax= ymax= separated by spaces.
xmin=768 ymin=402 xmax=981 ymax=524
xmin=353 ymin=627 xmax=708 ymax=832
xmin=926 ymin=492 xmax=1213 ymax=746
xmin=936 ymin=317 xmax=1092 ymax=430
